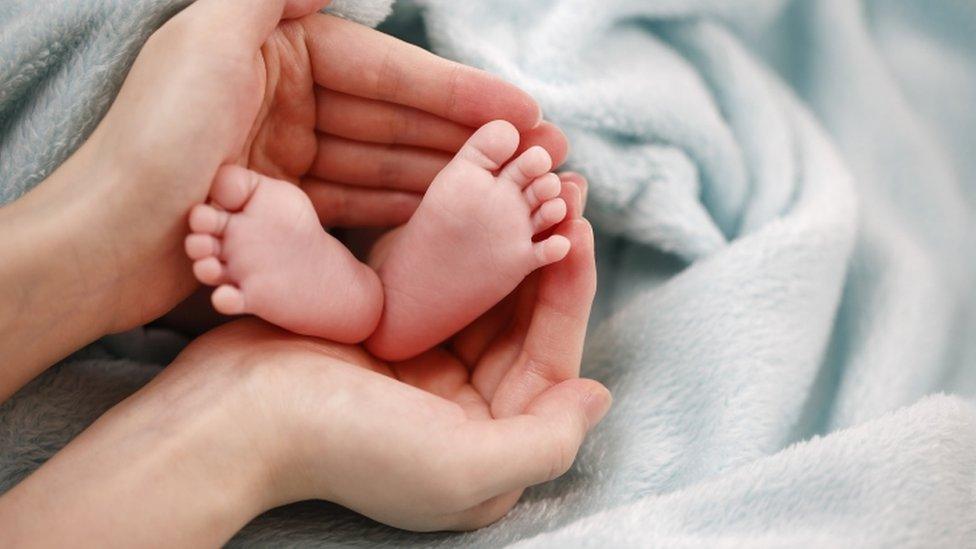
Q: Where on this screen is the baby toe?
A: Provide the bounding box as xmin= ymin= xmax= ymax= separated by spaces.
xmin=188 ymin=204 xmax=231 ymax=236
xmin=524 ymin=173 xmax=562 ymax=209
xmin=531 ymin=198 xmax=568 ymax=234
xmin=192 ymin=257 xmax=229 ymax=286
xmin=533 ymin=234 xmax=571 ymax=267
xmin=211 ymin=284 xmax=246 ymax=315
xmin=210 ymin=165 xmax=259 ymax=212
xmin=454 ymin=120 xmax=520 ymax=171
xmin=500 ymin=145 xmax=552 ymax=187
xmin=185 ymin=233 xmax=221 ymax=261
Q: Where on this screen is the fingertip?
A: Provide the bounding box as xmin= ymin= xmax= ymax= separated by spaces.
xmin=511 ymin=89 xmax=543 ymax=130
xmin=526 ymin=378 xmax=604 ymax=437
xmin=526 ymin=377 xmax=610 ymax=434
xmin=580 ymin=380 xmax=612 ymax=428
xmin=557 ymin=178 xmax=583 ymax=220
xmin=455 ymin=70 xmax=541 ymax=131
xmin=520 ymin=122 xmax=569 ymax=168
xmin=559 ymin=173 xmax=588 ymax=211
xmin=557 ymin=217 xmax=594 ymax=251
xmin=542 ymin=122 xmax=569 ymax=166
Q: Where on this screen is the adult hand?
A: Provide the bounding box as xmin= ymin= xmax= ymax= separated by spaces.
xmin=0 ymin=0 xmax=567 ymax=398
xmin=0 ymin=176 xmax=607 ymax=544
xmin=89 ymin=0 xmax=567 ymax=332
xmin=275 ymin=175 xmax=601 ymax=529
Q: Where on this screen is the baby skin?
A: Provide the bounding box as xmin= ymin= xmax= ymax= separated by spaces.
xmin=184 ymin=121 xmax=571 ymax=361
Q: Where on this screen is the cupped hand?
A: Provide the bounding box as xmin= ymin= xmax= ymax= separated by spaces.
xmin=157 ymin=175 xmax=604 ymax=532
xmin=77 ymin=0 xmax=568 ymax=333
xmin=1 ymin=175 xmax=602 ymax=543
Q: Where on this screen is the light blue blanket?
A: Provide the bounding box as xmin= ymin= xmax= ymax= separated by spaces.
xmin=1 ymin=0 xmax=974 ymax=546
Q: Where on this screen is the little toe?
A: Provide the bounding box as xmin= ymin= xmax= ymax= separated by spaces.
xmin=499 ymin=146 xmax=552 ymax=187
xmin=210 ymin=165 xmax=259 ymax=211
xmin=533 ymin=234 xmax=572 ymax=267
xmin=185 ymin=234 xmax=221 ymax=261
xmin=188 ymin=204 xmax=231 ymax=236
xmin=531 ymin=198 xmax=568 ymax=234
xmin=453 ymin=120 xmax=520 ymax=171
xmin=524 ymin=173 xmax=562 ymax=209
xmin=193 ymin=257 xmax=228 ymax=286
xmin=211 ymin=284 xmax=246 ymax=315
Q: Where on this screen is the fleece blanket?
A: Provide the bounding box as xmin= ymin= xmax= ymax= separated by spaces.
xmin=2 ymin=0 xmax=975 ymax=546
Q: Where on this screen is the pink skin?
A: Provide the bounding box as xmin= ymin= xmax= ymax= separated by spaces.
xmin=185 ymin=121 xmax=571 ymax=357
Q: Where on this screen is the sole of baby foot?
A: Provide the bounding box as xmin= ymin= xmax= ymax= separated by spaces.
xmin=185 ymin=165 xmax=382 ymax=343
xmin=365 ymin=120 xmax=571 ymax=361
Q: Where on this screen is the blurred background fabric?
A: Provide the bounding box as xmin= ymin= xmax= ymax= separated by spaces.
xmin=1 ymin=0 xmax=974 ymax=546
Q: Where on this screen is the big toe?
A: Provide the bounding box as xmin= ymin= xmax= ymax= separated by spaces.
xmin=210 ymin=165 xmax=259 ymax=211
xmin=454 ymin=120 xmax=520 ymax=171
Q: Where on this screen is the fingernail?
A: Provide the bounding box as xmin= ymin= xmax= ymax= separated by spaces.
xmin=582 ymin=386 xmax=612 ymax=428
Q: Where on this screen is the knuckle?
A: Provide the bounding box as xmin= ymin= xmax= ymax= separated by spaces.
xmin=373 ymin=41 xmax=404 ymax=103
xmin=389 ymin=108 xmax=414 ymax=145
xmin=375 ymin=151 xmax=404 ymax=186
xmin=522 ymin=357 xmax=566 ymax=387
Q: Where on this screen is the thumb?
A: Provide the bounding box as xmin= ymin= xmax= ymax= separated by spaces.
xmin=455 ymin=378 xmax=612 ymax=504
xmin=525 ymin=378 xmax=612 ymax=441
xmin=177 ymin=0 xmax=332 ymax=51
xmin=490 ymin=218 xmax=597 ymax=419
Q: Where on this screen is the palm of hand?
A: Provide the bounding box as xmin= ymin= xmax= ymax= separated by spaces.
xmin=93 ymin=12 xmax=563 ymax=331
xmin=204 ymin=193 xmax=598 ymax=531
xmin=321 ymin=180 xmax=595 ymax=529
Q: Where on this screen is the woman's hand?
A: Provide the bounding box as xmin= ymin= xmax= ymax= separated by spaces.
xmin=0 ymin=177 xmax=606 ymax=543
xmin=0 ymin=0 xmax=567 ymax=399
xmin=271 ymin=175 xmax=600 ymax=530
xmin=85 ymin=0 xmax=566 ymax=333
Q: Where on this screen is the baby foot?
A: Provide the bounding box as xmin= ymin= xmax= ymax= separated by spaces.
xmin=184 ymin=166 xmax=382 ymax=343
xmin=366 ymin=120 xmax=571 ymax=361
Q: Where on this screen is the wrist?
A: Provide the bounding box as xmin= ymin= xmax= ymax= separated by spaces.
xmin=174 ymin=322 xmax=360 ymax=509
xmin=0 ymin=343 xmax=276 ymax=546
xmin=0 ymin=146 xmax=122 ymax=399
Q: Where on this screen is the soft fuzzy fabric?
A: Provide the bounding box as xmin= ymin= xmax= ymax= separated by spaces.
xmin=2 ymin=0 xmax=975 ymax=546
xmin=326 ymin=0 xmax=393 ymax=28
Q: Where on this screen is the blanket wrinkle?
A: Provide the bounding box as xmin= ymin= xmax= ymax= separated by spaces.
xmin=2 ymin=0 xmax=975 ymax=546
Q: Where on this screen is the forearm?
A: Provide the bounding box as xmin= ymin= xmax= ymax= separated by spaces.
xmin=0 ymin=355 xmax=271 ymax=547
xmin=0 ymin=151 xmax=118 ymax=400
xmin=0 ymin=138 xmax=158 ymax=402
